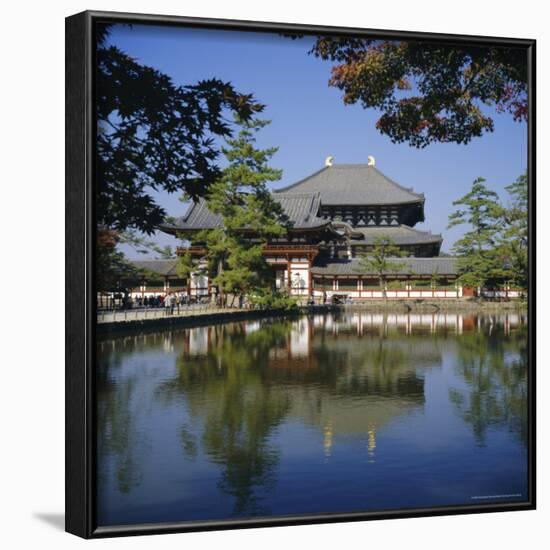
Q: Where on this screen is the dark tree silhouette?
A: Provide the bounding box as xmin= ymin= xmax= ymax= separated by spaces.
xmin=96 ymin=23 xmax=263 ymax=234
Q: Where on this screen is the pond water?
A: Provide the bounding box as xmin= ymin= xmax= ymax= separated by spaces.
xmin=96 ymin=311 xmax=529 ymax=526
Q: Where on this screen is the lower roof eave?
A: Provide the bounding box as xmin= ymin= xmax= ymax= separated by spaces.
xmin=311 ymin=257 xmax=458 ymax=277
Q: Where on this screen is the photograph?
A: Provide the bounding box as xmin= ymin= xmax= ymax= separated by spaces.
xmin=68 ymin=11 xmax=534 ymax=536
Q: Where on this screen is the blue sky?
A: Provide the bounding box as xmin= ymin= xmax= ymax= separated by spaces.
xmin=105 ymin=24 xmax=527 ymax=257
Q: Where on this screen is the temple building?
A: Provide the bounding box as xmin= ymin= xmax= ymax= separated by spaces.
xmin=131 ymin=157 xmax=468 ymax=300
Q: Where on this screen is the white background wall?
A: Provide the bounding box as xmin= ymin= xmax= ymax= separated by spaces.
xmin=1 ymin=1 xmax=547 ymax=548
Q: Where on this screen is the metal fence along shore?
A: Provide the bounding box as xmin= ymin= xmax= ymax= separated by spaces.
xmin=97 ymin=303 xmax=240 ymax=324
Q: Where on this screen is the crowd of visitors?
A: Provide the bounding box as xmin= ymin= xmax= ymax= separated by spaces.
xmin=98 ymin=292 xmax=212 ymax=311
xmin=131 ymin=293 xmax=210 ymax=310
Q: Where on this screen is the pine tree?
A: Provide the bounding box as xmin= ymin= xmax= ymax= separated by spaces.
xmin=501 ymin=174 xmax=528 ymax=289
xmin=188 ymin=117 xmax=289 ymax=307
xmin=356 ymin=236 xmax=407 ymax=298
xmin=448 ymin=177 xmax=506 ymax=290
xmin=175 ymin=249 xmax=195 ymax=281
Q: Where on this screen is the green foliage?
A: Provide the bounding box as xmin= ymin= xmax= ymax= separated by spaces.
xmin=248 ymin=290 xmax=299 ymax=311
xmin=175 ymin=250 xmax=195 ymax=281
xmin=448 ymin=174 xmax=528 ymax=290
xmin=429 ymin=268 xmax=446 ymax=288
xmin=187 ymin=117 xmax=288 ymax=306
xmin=501 ymin=174 xmax=528 ymax=288
xmin=96 ymin=23 xmax=263 ymax=234
xmin=355 ymin=236 xmax=407 ymax=295
xmin=155 ymin=245 xmax=175 ymax=260
xmin=448 ymin=177 xmax=507 ymax=288
xmin=308 ymin=38 xmax=527 ymax=147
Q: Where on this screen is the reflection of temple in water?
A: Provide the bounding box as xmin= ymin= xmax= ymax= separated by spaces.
xmin=98 ymin=312 xmax=525 ymax=363
xmin=175 ymin=312 xmax=526 ymax=359
xmin=96 ymin=311 xmax=527 ymax=518
xmin=313 ymin=311 xmax=525 ymax=336
xmin=175 ymin=312 xmax=526 ymax=461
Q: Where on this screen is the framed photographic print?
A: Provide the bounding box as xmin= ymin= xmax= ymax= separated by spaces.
xmin=65 ymin=10 xmax=536 ymax=538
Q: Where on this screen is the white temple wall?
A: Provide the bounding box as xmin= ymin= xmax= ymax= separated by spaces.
xmin=311 ymin=286 xmax=463 ymax=299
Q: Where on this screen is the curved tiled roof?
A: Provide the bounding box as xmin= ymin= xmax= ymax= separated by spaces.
xmin=160 ymin=192 xmax=332 ymax=233
xmin=349 ymin=225 xmax=442 ymax=246
xmin=311 ymin=257 xmax=457 ymax=276
xmin=276 ymin=193 xmax=326 ymax=228
xmin=275 ymin=164 xmax=424 ymax=206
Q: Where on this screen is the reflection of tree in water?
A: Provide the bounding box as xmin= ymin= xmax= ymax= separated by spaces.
xmin=449 ymin=322 xmax=527 ymax=447
xmin=96 ymin=340 xmax=149 ymax=495
xmin=97 ymin=313 xmax=527 ymax=516
xmin=159 ymin=322 xmax=292 ymax=516
xmin=337 ymin=339 xmax=419 ymax=398
xmin=161 ymin=318 xmax=440 ymax=514
xmin=96 ymin=316 xmax=448 ymax=506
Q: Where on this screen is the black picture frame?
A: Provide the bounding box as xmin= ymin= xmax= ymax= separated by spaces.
xmin=65 ymin=10 xmax=536 ymax=539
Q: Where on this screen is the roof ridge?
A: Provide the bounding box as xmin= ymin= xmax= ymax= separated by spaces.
xmin=273 ymin=163 xmax=425 ymax=203
xmin=274 ymin=191 xmax=320 ymax=198
xmin=274 ymin=167 xmax=329 ymax=193
xmin=331 ymin=163 xmax=370 ymax=168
